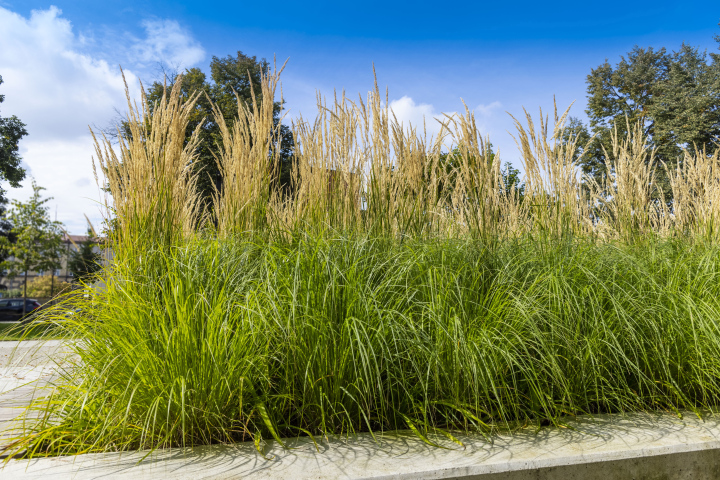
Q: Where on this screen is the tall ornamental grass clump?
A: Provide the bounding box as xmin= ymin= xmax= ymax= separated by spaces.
xmin=6 ymin=65 xmax=720 ymax=457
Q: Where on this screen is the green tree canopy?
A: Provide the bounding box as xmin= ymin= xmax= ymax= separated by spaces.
xmin=67 ymin=228 xmax=102 ymax=283
xmin=572 ymin=29 xmax=720 ymax=198
xmin=0 ymin=196 xmax=16 ymax=264
xmin=0 ymin=74 xmax=28 ymax=202
xmin=2 ymin=180 xmax=63 ymax=310
xmin=144 ymin=52 xmax=294 ymax=210
xmin=437 ymin=145 xmax=525 ymax=200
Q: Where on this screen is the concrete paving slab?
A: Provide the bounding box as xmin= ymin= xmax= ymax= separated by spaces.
xmin=1 ymin=413 xmax=720 ymax=479
xmin=0 ymin=340 xmax=72 ymax=368
xmin=0 ymin=341 xmax=73 ymax=452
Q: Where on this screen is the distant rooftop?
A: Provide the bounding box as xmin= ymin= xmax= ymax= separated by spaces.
xmin=62 ymin=234 xmax=104 ymax=244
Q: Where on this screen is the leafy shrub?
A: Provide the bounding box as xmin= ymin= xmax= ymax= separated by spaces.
xmin=26 ymin=275 xmax=71 ymax=297
xmin=0 ymin=288 xmax=22 ymax=298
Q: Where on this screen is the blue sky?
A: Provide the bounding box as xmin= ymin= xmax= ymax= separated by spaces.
xmin=1 ymin=1 xmax=719 ymax=232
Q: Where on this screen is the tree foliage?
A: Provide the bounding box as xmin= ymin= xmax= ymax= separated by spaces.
xmin=1 ymin=180 xmax=63 ymax=307
xmin=437 ymin=146 xmax=525 ymax=200
xmin=0 ymin=196 xmax=15 ymax=264
xmin=573 ymin=30 xmax=720 ymax=198
xmin=67 ymin=229 xmax=102 ymax=282
xmin=144 ymin=52 xmax=294 ymax=209
xmin=0 ymin=74 xmax=28 ymax=202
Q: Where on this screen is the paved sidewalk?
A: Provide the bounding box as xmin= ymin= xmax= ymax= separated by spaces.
xmin=0 ymin=341 xmax=73 ymax=453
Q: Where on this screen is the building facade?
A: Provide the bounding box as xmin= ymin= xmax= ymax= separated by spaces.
xmin=0 ymin=234 xmax=101 ymax=292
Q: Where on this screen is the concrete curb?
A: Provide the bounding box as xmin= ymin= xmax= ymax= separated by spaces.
xmin=2 ymin=413 xmax=720 ymax=479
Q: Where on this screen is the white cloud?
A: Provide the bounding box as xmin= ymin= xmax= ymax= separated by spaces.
xmin=388 ymin=96 xmax=455 ymax=143
xmin=389 ymin=96 xmax=438 ymax=128
xmin=475 ymin=101 xmax=502 ymax=117
xmin=132 ymin=19 xmax=205 ymax=69
xmin=0 ymin=6 xmax=205 ymax=233
xmin=388 ymin=96 xmax=502 ymax=141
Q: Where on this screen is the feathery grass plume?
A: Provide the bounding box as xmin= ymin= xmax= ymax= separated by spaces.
xmin=357 ymin=73 xmax=396 ymax=236
xmin=665 ymin=146 xmax=720 ymax=241
xmin=388 ymin=109 xmax=448 ymax=238
xmin=589 ymin=121 xmax=668 ymax=242
xmin=93 ymin=70 xmax=203 ymax=248
xmin=445 ymin=104 xmax=521 ymax=241
xmin=510 ymin=101 xmax=587 ymax=239
xmin=291 ymin=90 xmax=365 ymax=234
xmin=212 ymin=60 xmax=288 ymax=237
xmin=290 ymin=68 xmax=451 ymax=239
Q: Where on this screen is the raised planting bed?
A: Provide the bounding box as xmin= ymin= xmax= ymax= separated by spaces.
xmin=2 ymin=412 xmax=720 ymax=479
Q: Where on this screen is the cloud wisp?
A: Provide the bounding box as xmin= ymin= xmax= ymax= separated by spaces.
xmin=132 ymin=19 xmax=205 ymax=69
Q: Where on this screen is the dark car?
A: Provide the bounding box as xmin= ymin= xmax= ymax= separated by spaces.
xmin=0 ymin=298 xmax=42 ymax=321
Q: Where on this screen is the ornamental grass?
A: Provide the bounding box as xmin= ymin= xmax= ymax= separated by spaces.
xmin=5 ymin=64 xmax=720 ymax=457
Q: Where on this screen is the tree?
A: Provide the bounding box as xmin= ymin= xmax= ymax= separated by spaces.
xmin=1 ymin=180 xmax=63 ymax=313
xmin=437 ymin=145 xmax=525 ymax=200
xmin=0 ymin=73 xmax=27 ymax=278
xmin=0 ymin=74 xmax=28 ymax=203
xmin=501 ymin=162 xmax=525 ymax=201
xmin=67 ymin=229 xmax=102 ymax=282
xmin=0 ymin=196 xmax=15 ymax=261
xmin=143 ymin=52 xmax=295 ymax=211
xmin=651 ymin=44 xmax=720 ymax=157
xmin=574 ymin=30 xmax=720 ymax=198
xmin=0 ymin=197 xmax=13 ymax=291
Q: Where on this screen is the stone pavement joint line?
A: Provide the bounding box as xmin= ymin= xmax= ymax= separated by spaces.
xmin=1 ymin=340 xmax=720 ymax=479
